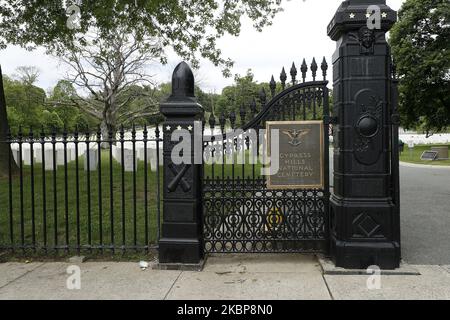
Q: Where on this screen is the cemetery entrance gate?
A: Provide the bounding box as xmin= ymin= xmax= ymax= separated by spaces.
xmin=202 ymin=61 xmax=331 ymax=253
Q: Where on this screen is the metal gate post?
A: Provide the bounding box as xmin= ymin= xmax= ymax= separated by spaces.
xmin=158 ymin=62 xmax=205 ymax=266
xmin=327 ymin=0 xmax=401 ymax=269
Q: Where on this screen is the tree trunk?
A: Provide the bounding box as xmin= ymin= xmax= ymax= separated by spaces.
xmin=0 ymin=66 xmax=18 ymax=177
xmin=100 ymin=108 xmax=117 ymax=149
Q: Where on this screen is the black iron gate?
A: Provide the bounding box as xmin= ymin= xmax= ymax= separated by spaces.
xmin=202 ymin=58 xmax=331 ymax=253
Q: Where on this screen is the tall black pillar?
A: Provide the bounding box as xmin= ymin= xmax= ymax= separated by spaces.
xmin=158 ymin=62 xmax=204 ymax=266
xmin=327 ymin=0 xmax=401 ymax=269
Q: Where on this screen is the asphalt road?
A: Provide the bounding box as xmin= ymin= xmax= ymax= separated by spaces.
xmin=328 ymin=151 xmax=450 ymax=265
xmin=400 ymin=164 xmax=450 ymax=265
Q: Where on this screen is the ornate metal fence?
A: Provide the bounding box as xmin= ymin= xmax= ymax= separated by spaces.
xmin=202 ymin=58 xmax=332 ymax=253
xmin=0 ymin=125 xmax=162 ymax=255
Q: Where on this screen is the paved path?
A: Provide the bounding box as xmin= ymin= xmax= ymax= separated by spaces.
xmin=1 ymin=255 xmax=450 ymax=300
xmin=400 ymin=164 xmax=450 ymax=265
xmin=329 ymin=148 xmax=450 ymax=265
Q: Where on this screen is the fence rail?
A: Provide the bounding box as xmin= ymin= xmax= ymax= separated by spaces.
xmin=0 ymin=125 xmax=162 ymax=255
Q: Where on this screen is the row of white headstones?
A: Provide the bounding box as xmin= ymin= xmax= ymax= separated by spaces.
xmin=10 ymin=142 xmax=163 ymax=172
xmin=399 ymin=133 xmax=450 ymax=147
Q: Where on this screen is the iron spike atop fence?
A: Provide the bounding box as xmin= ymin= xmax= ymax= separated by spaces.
xmin=120 ymin=125 xmax=125 ymax=139
xmin=240 ymin=104 xmax=246 ymax=122
xmin=208 ymin=113 xmax=216 ymax=129
xmin=321 ymin=57 xmax=328 ymax=80
xmin=170 ymin=61 xmax=195 ymax=98
xmin=219 ymin=112 xmax=226 ymax=130
xmin=250 ymin=98 xmax=257 ymax=116
xmin=259 ymin=87 xmax=267 ymax=105
xmin=311 ymin=58 xmax=318 ymax=81
xmin=290 ymin=62 xmax=297 ymax=85
xmin=280 ymin=67 xmax=287 ymax=89
xmin=269 ymin=76 xmax=276 ymax=97
xmin=301 ymin=59 xmax=308 ymax=82
xmin=229 ymin=111 xmax=236 ymax=128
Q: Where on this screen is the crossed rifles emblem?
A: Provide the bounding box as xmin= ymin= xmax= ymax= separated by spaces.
xmin=167 ymin=163 xmax=191 ymax=192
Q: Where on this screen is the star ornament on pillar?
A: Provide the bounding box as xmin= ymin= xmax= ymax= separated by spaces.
xmin=365 ymin=12 xmax=371 ymax=19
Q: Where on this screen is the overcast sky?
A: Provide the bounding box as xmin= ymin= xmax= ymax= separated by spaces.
xmin=0 ymin=0 xmax=405 ymax=94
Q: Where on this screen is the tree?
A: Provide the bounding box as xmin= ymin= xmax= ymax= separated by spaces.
xmin=0 ymin=66 xmax=18 ymax=176
xmin=47 ymin=80 xmax=96 ymax=132
xmin=215 ymin=70 xmax=271 ymax=125
xmin=0 ymin=1 xmax=284 ymax=77
xmin=2 ymin=74 xmax=46 ymax=132
xmin=389 ymin=0 xmax=450 ymax=133
xmin=56 ymin=29 xmax=162 ymax=140
xmin=14 ymin=66 xmax=41 ymax=86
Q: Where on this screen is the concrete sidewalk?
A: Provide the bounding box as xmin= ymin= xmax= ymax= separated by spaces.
xmin=0 ymin=255 xmax=449 ymax=300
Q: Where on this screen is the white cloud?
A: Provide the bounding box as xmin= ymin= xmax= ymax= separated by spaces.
xmin=0 ymin=0 xmax=406 ymax=94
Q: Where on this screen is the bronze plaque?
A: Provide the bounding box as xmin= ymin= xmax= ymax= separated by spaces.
xmin=266 ymin=121 xmax=324 ymax=189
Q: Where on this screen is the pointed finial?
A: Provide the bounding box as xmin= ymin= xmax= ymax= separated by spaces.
xmin=250 ymin=98 xmax=257 ymax=116
xmin=280 ymin=67 xmax=287 ymax=89
xmin=301 ymin=59 xmax=308 ymax=82
xmin=290 ymin=62 xmax=297 ymax=85
xmin=240 ymin=104 xmax=246 ymax=123
xmin=171 ymin=61 xmax=195 ymax=98
xmin=229 ymin=111 xmax=236 ymax=128
xmin=219 ymin=112 xmax=226 ymax=130
xmin=311 ymin=58 xmax=318 ymax=81
xmin=321 ymin=57 xmax=328 ymax=80
xmin=259 ymin=87 xmax=267 ymax=105
xmin=208 ymin=113 xmax=216 ymax=129
xmin=269 ymin=75 xmax=276 ymax=97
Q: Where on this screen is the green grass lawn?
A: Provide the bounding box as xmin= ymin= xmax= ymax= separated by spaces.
xmin=0 ymin=150 xmax=162 ymax=257
xmin=0 ymin=149 xmax=265 ymax=258
xmin=399 ymin=144 xmax=450 ymax=166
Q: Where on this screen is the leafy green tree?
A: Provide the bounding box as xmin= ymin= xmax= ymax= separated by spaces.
xmin=48 ymin=80 xmax=79 ymax=130
xmin=389 ymin=0 xmax=450 ymax=133
xmin=0 ymin=1 xmax=284 ymax=77
xmin=41 ymin=110 xmax=64 ymax=133
xmin=2 ymin=75 xmax=46 ymax=132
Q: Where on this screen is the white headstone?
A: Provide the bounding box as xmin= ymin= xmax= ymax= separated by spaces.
xmin=84 ymin=148 xmax=98 ymax=171
xmin=149 ymin=148 xmax=157 ymax=172
xmin=68 ymin=146 xmax=77 ymax=162
xmin=44 ymin=149 xmax=55 ymax=171
xmin=56 ymin=149 xmax=65 ymax=166
xmin=22 ymin=146 xmax=32 ymax=165
xmin=114 ymin=145 xmax=122 ymax=164
xmin=123 ymin=149 xmax=138 ymax=172
xmin=34 ymin=145 xmax=43 ymax=163
xmin=11 ymin=148 xmax=20 ymax=166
